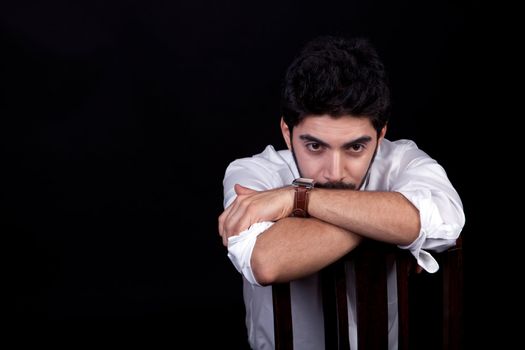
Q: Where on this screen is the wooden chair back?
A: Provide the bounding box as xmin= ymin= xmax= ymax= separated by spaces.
xmin=272 ymin=237 xmax=463 ymax=350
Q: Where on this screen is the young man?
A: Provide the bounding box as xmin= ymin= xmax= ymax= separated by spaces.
xmin=218 ymin=36 xmax=465 ymax=350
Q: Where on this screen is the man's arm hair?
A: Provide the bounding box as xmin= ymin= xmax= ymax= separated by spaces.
xmin=251 ymin=216 xmax=362 ymax=285
xmin=308 ymin=189 xmax=420 ymax=245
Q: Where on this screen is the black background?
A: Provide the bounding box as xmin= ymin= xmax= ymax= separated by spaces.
xmin=2 ymin=0 xmax=493 ymax=347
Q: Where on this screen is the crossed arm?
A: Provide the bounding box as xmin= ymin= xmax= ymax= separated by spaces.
xmin=218 ymin=184 xmax=420 ymax=285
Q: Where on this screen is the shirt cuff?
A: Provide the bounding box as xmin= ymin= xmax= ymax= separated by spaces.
xmin=396 ymin=188 xmax=452 ymax=273
xmin=397 ymin=231 xmax=439 ymax=273
xmin=227 ymin=221 xmax=275 ymax=286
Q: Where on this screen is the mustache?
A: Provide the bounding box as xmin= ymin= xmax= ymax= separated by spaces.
xmin=316 ymin=181 xmax=356 ymax=190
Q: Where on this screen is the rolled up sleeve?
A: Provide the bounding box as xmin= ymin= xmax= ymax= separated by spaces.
xmin=398 ymin=188 xmax=464 ymax=272
xmin=227 ymin=221 xmax=275 ymax=286
xmin=222 ymin=152 xmax=285 ymax=284
xmin=393 ymin=146 xmax=465 ymax=273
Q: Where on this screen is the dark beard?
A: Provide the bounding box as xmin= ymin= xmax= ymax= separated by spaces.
xmin=316 ymin=181 xmax=356 ymax=190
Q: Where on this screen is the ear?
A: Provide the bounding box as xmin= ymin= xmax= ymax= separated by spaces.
xmin=280 ymin=117 xmax=292 ymax=150
xmin=378 ymin=124 xmax=387 ymax=144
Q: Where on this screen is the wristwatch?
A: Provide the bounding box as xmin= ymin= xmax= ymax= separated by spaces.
xmin=291 ymin=177 xmax=315 ymax=218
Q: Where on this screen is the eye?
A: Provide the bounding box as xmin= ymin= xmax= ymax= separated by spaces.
xmin=306 ymin=143 xmax=323 ymax=152
xmin=348 ymin=144 xmax=365 ymax=153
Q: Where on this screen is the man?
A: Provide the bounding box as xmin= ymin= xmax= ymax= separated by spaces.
xmin=218 ymin=36 xmax=465 ymax=350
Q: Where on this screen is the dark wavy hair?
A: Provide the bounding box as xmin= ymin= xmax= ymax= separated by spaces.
xmin=281 ymin=36 xmax=391 ymax=135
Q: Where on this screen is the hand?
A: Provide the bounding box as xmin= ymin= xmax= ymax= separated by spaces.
xmin=218 ymin=184 xmax=295 ymax=246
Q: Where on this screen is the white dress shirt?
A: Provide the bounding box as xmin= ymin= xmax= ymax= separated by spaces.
xmin=222 ymin=139 xmax=465 ymax=350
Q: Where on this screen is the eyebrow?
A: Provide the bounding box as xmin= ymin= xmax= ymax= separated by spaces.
xmin=299 ymin=134 xmax=373 ymax=149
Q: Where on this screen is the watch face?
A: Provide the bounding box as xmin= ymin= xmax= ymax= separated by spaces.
xmin=293 ymin=177 xmax=316 ymax=188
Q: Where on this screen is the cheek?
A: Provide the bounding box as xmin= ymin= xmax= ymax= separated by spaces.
xmin=294 ymin=149 xmax=322 ymax=178
xmin=346 ymin=154 xmax=374 ymax=179
xmin=349 ymin=161 xmax=370 ymax=178
xmin=301 ymin=162 xmax=322 ymax=179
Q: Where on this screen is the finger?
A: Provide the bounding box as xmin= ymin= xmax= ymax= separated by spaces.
xmin=219 ymin=195 xmax=240 ymax=237
xmin=221 ymin=207 xmax=238 ymax=247
xmin=220 ymin=212 xmax=232 ymax=247
xmin=224 ymin=198 xmax=251 ymax=235
xmin=218 ymin=205 xmax=233 ymax=237
xmin=218 ymin=212 xmax=225 ymax=237
xmin=220 ymin=199 xmax=243 ymax=240
xmin=234 ymin=183 xmax=256 ymax=195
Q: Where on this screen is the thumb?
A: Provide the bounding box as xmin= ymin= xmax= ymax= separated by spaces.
xmin=235 ymin=183 xmax=256 ymax=195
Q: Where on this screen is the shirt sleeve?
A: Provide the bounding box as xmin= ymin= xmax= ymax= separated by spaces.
xmin=392 ymin=143 xmax=465 ymax=273
xmin=222 ymin=156 xmax=284 ymax=285
xmin=223 ymin=157 xmax=283 ymax=208
xmin=227 ymin=221 xmax=274 ymax=286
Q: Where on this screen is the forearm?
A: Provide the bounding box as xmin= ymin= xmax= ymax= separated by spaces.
xmin=308 ymin=189 xmax=420 ymax=245
xmin=250 ymin=217 xmax=361 ymax=285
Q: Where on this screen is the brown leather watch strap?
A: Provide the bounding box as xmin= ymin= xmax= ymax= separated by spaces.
xmin=291 ymin=186 xmax=310 ymax=218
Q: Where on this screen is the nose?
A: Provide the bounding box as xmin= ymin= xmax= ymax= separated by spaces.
xmin=323 ymin=152 xmax=345 ymax=183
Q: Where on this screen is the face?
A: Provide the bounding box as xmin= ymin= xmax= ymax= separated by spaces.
xmin=281 ymin=115 xmax=386 ymax=189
